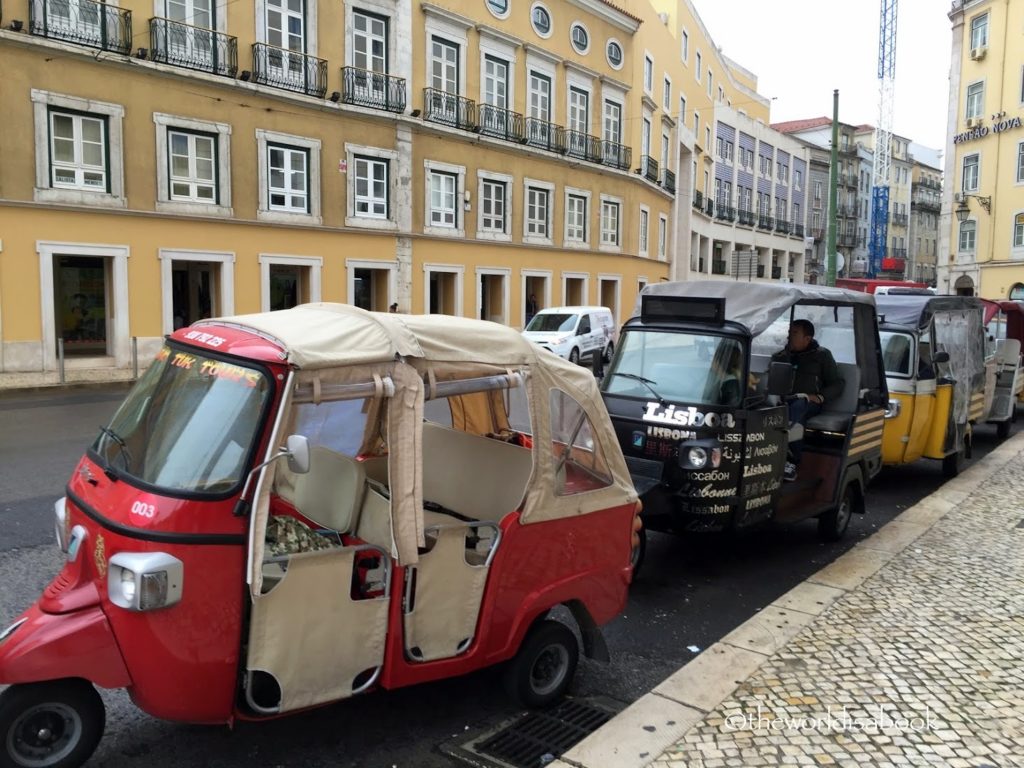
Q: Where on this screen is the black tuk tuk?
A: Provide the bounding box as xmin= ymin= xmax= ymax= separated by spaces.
xmin=600 ymin=281 xmax=888 ymax=563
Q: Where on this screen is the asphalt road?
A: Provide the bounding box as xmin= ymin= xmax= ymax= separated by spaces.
xmin=0 ymin=384 xmax=1009 ymax=767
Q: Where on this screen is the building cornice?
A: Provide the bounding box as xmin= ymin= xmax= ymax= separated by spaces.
xmin=523 ymin=43 xmax=561 ymax=66
xmin=564 ymin=0 xmax=642 ymax=34
xmin=564 ymin=60 xmax=603 ymax=81
xmin=421 ymin=2 xmax=475 ymax=31
xmin=476 ymin=24 xmax=524 ymax=49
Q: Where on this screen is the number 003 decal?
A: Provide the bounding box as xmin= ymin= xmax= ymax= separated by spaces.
xmin=131 ymin=501 xmax=156 ymax=519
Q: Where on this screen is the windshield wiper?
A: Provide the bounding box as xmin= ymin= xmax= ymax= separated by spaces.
xmin=98 ymin=425 xmax=132 ymax=478
xmin=612 ymin=372 xmax=666 ymax=404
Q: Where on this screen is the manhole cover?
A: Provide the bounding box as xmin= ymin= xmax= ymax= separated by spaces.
xmin=443 ymin=697 xmax=624 ymax=768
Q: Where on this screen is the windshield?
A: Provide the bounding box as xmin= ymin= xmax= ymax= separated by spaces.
xmin=93 ymin=345 xmax=271 ymax=495
xmin=602 ymin=330 xmax=745 ymax=406
xmin=880 ymin=331 xmax=915 ymax=377
xmin=525 ymin=313 xmax=576 ymax=333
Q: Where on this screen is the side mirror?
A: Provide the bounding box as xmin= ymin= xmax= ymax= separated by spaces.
xmin=932 ymin=351 xmax=950 ymax=364
xmin=766 ymin=362 xmax=795 ymax=397
xmin=285 ymin=434 xmax=310 ymax=474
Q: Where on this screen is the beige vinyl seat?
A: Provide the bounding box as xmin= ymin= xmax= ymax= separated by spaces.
xmin=290 ymin=446 xmax=367 ymax=534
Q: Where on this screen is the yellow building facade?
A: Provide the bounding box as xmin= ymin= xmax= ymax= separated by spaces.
xmin=941 ymin=0 xmax=1024 ymax=298
xmin=0 ymin=0 xmax=782 ymax=374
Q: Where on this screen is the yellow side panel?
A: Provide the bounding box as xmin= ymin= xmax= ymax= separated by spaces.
xmin=882 ymin=393 xmax=915 ymax=464
xmin=903 ymin=391 xmax=935 ymax=464
xmin=923 ymin=384 xmax=954 ymax=459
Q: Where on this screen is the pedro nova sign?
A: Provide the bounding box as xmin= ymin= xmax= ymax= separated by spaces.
xmin=953 ymin=113 xmax=1022 ymax=144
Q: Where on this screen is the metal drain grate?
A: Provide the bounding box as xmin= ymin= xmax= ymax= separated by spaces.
xmin=448 ymin=697 xmax=622 ymax=768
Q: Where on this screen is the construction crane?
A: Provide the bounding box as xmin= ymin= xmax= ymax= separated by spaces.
xmin=868 ymin=0 xmax=898 ymax=278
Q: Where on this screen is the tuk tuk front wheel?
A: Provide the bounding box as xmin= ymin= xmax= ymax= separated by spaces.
xmin=942 ymin=447 xmax=964 ymax=478
xmin=504 ymin=620 xmax=579 ymax=709
xmin=0 ymin=680 xmax=104 ymax=768
xmin=997 ymin=419 xmax=1011 ymax=440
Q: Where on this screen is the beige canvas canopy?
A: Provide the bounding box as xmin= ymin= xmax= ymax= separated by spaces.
xmin=196 ymin=304 xmax=637 ymax=591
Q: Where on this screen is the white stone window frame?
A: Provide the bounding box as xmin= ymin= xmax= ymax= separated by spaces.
xmin=523 ymin=177 xmax=555 ymax=246
xmin=345 ymin=0 xmax=400 ymax=73
xmin=695 ymin=50 xmax=702 ymax=82
xmin=566 ymin=71 xmax=594 ymax=136
xmin=157 ymin=248 xmax=235 ymax=336
xmin=255 ymin=0 xmax=318 ymax=56
xmin=345 ymin=143 xmax=399 ymax=230
xmin=484 ymin=0 xmax=511 ymax=21
xmin=1011 ymin=211 xmax=1024 ymax=257
xmin=605 ymin=37 xmax=624 ymax=71
xmin=346 ymin=257 xmax=397 ymax=306
xmin=423 ymin=262 xmax=465 ymax=316
xmin=658 ymin=213 xmax=669 ymax=260
xmin=424 ymin=159 xmax=467 ymax=238
xmin=530 ymin=1 xmax=552 ymax=39
xmin=638 ymin=204 xmax=650 ymax=257
xmin=969 ymin=11 xmax=989 ymax=50
xmin=680 ymin=28 xmax=689 ymax=63
xmin=563 ymin=187 xmax=591 ymax=249
xmin=1016 ymin=140 xmax=1024 ymax=184
xmin=37 ymin=240 xmax=130 ymax=371
xmin=520 ymin=268 xmax=552 ymax=324
xmin=561 ymin=271 xmax=590 ymax=305
xmin=597 ymin=273 xmax=621 ymax=321
xmin=32 ymin=90 xmax=125 ymax=208
xmin=642 ymin=51 xmax=654 ymax=94
xmin=958 ymin=219 xmax=977 ymax=253
xmin=526 ymin=47 xmax=559 ymax=124
xmin=962 ymin=152 xmax=981 ymax=193
xmin=478 ymin=29 xmax=519 ymax=114
xmin=599 ymin=194 xmax=622 ymax=252
xmin=965 ymin=78 xmax=985 ymax=119
xmin=154 ymin=112 xmax=232 ymax=217
xmin=258 ymin=253 xmax=323 ymax=312
xmin=569 ymin=21 xmax=589 ymax=55
xmin=256 ymin=129 xmax=322 ymax=225
xmin=477 ymin=169 xmax=513 ymax=242
xmin=150 ymin=0 xmax=229 ymax=33
xmin=424 ymin=5 xmax=472 ymax=96
xmin=637 ymin=275 xmax=648 ymax=294
xmin=476 ymin=266 xmax=511 ymax=325
xmin=601 ymin=80 xmax=627 ymax=144
xmin=662 ymin=75 xmax=672 ymax=112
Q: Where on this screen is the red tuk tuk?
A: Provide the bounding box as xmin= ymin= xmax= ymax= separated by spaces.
xmin=0 ymin=305 xmax=640 ymax=768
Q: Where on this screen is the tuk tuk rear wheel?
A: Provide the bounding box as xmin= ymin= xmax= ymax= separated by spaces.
xmin=942 ymin=447 xmax=964 ymax=478
xmin=818 ymin=484 xmax=858 ymax=542
xmin=0 ymin=680 xmax=104 ymax=768
xmin=997 ymin=419 xmax=1011 ymax=440
xmin=504 ymin=620 xmax=579 ymax=709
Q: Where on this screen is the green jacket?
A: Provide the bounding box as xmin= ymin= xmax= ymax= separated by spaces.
xmin=771 ymin=340 xmax=844 ymax=403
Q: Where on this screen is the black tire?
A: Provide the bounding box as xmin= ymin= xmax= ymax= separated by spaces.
xmin=818 ymin=483 xmax=858 ymax=542
xmin=942 ymin=446 xmax=964 ymax=478
xmin=630 ymin=523 xmax=646 ymax=577
xmin=0 ymin=680 xmax=105 ymax=768
xmin=568 ymin=348 xmax=580 ymax=365
xmin=997 ymin=419 xmax=1011 ymax=440
xmin=603 ymin=342 xmax=614 ymax=364
xmin=504 ymin=620 xmax=579 ymax=709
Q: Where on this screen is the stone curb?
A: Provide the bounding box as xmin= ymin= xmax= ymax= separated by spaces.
xmin=551 ymin=430 xmax=1024 ymax=768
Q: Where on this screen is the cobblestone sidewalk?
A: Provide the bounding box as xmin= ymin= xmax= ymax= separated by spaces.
xmin=558 ymin=435 xmax=1024 ymax=768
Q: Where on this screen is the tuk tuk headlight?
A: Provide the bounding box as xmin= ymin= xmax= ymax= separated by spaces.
xmin=108 ymin=552 xmax=184 ymax=612
xmin=687 ymin=447 xmax=709 ymax=468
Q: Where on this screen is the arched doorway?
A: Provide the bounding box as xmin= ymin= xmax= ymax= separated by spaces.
xmin=954 ymin=275 xmax=975 ymax=296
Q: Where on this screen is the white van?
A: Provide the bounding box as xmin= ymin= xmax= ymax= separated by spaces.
xmin=522 ymin=306 xmax=618 ymax=364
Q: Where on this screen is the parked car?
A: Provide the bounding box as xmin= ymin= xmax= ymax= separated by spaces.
xmin=522 ymin=306 xmax=618 ymax=365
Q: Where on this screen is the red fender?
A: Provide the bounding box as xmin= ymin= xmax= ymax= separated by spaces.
xmin=0 ymin=602 xmax=132 ymax=689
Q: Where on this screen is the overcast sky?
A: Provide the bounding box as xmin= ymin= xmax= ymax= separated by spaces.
xmin=691 ymin=0 xmax=952 ymax=156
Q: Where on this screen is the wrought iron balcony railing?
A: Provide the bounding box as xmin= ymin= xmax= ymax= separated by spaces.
xmin=252 ymin=43 xmax=327 ymax=98
xmin=523 ymin=117 xmax=565 ymax=153
xmin=150 ymin=18 xmax=236 ymax=77
xmin=793 ymin=223 xmax=805 ymax=238
xmin=757 ymin=215 xmax=774 ymax=231
xmin=776 ymin=220 xmax=791 ymax=234
xmin=715 ymin=203 xmax=735 ymax=222
xmin=564 ymin=130 xmax=602 ymax=163
xmin=693 ymin=191 xmax=704 ymax=210
xmin=737 ymin=208 xmax=756 ymax=227
xmin=640 ymin=155 xmax=659 ymax=183
xmin=31 ymin=0 xmax=132 ymax=53
xmin=477 ymin=103 xmax=525 ymax=142
xmin=892 ymin=248 xmax=908 ymax=259
xmin=892 ymin=213 xmax=909 ymax=226
xmin=340 ymin=67 xmax=406 ymax=113
xmin=662 ymin=169 xmax=676 ymax=194
xmin=704 ymin=197 xmax=715 ymax=217
xmin=601 ymin=140 xmax=631 ymax=171
xmin=423 ymin=88 xmax=477 ymax=131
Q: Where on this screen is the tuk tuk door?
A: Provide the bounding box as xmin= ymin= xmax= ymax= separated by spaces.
xmin=735 ymin=406 xmax=789 ymax=525
xmin=930 ymin=311 xmax=983 ymax=454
